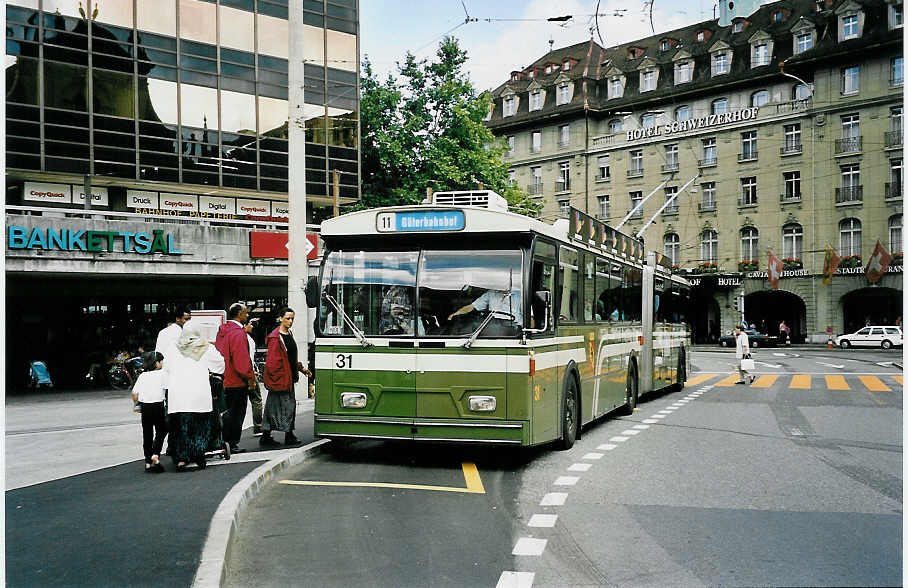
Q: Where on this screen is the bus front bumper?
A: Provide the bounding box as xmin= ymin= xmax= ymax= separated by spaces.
xmin=314 ymin=415 xmax=528 ymax=445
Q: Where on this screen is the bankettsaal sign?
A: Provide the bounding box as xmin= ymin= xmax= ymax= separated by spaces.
xmin=7 ymin=225 xmax=183 ymax=254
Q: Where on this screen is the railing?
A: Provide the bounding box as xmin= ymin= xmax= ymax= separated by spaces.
xmin=835 ymin=185 xmax=863 ymax=203
xmin=662 ymin=204 xmax=679 ymax=215
xmin=780 ymin=143 xmax=802 ymax=155
xmin=697 ymin=157 xmax=717 ymax=168
xmin=698 ymin=201 xmax=716 ymax=212
xmin=780 ymin=192 xmax=802 ymax=202
xmin=885 ymin=131 xmax=903 ymax=148
xmin=885 ymin=182 xmax=902 ymax=199
xmin=750 ymin=57 xmax=771 ymax=68
xmin=737 ymin=150 xmax=758 ymax=162
xmin=738 ymin=195 xmax=758 ymax=207
xmin=526 ymin=183 xmax=543 ymax=196
xmin=626 ymin=168 xmax=644 ymax=178
xmin=627 ymin=208 xmax=643 ymax=219
xmin=774 ymin=99 xmax=810 ymax=114
xmin=591 ymin=134 xmax=616 ymax=148
xmin=558 ymin=140 xmax=570 ymax=148
xmin=661 ymin=162 xmax=679 ymax=173
xmin=835 ymin=136 xmax=862 ymax=154
xmin=596 ymin=172 xmax=611 ymax=182
xmin=554 ymin=179 xmax=571 ymax=192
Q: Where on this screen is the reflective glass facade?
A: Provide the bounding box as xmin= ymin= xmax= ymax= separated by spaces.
xmin=5 ymin=0 xmax=360 ymax=203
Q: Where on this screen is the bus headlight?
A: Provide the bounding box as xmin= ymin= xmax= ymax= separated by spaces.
xmin=341 ymin=392 xmax=367 ymax=408
xmin=468 ymin=396 xmax=496 ymax=412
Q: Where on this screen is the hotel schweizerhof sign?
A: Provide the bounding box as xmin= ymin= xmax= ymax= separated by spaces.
xmin=626 ymin=107 xmax=759 ymax=142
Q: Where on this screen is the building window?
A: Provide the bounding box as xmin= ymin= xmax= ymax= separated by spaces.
xmin=839 ymin=164 xmax=861 ymax=202
xmin=711 ymin=98 xmax=728 ymax=114
xmin=608 ymin=118 xmax=623 ymax=133
xmin=891 ymin=3 xmax=903 ymax=29
xmin=889 ymin=215 xmax=902 ymax=253
xmin=557 ymin=161 xmax=571 ymax=191
xmin=793 ymin=83 xmax=812 ymax=100
xmin=597 ymin=155 xmax=611 ymax=181
xmin=701 ymin=137 xmax=717 ymax=166
xmin=531 ymin=130 xmax=542 ymax=153
xmin=783 ymin=224 xmax=803 ymax=259
xmin=842 ymin=65 xmax=860 ymax=94
xmin=839 ymin=218 xmax=862 ymax=256
xmin=629 ymin=191 xmax=643 ymax=216
xmin=842 ymin=14 xmax=859 ymax=39
xmin=664 ymin=233 xmax=680 ymax=266
xmin=772 ymin=10 xmax=784 ymax=23
xmin=740 ymin=176 xmax=757 ymax=206
xmin=660 ymin=39 xmax=671 ymax=51
xmin=795 ymin=32 xmax=813 ymax=54
xmin=563 ymin=60 xmax=572 ymax=71
xmin=557 ymin=83 xmax=571 ymax=105
xmin=712 ymin=51 xmax=729 ymax=75
xmin=597 ymin=195 xmax=610 ymax=218
xmin=663 ymin=186 xmax=679 ymax=214
xmin=892 ymin=107 xmax=903 ymax=134
xmin=783 ymin=171 xmax=801 ymax=200
xmin=701 ymin=182 xmax=716 ymax=210
xmin=751 ymin=90 xmax=769 ymax=107
xmin=701 ymin=230 xmax=718 ymax=263
xmin=528 ymin=70 xmax=535 ymax=79
xmin=640 ymin=69 xmax=657 ymax=92
xmin=696 ymin=31 xmax=705 ymax=42
xmin=783 ymin=123 xmax=801 ymax=154
xmin=558 ymin=199 xmax=570 ymax=217
xmin=559 ymin=124 xmax=570 ymax=148
xmin=839 ymin=114 xmax=860 ymax=152
xmin=530 ymin=90 xmax=542 ymax=111
xmin=733 ymin=20 xmax=744 ymax=33
xmin=609 ymin=77 xmax=623 ymax=99
xmin=503 ymin=95 xmax=516 ymax=116
xmin=889 ymin=158 xmax=903 ymax=198
xmin=675 ymin=105 xmax=691 ymax=121
xmin=545 ymin=64 xmax=553 ymax=75
xmin=641 ymin=112 xmax=657 ymax=128
xmin=506 ymin=135 xmax=515 ymax=157
xmin=752 ymin=43 xmax=769 ymax=67
xmin=630 ymin=150 xmax=643 ymax=174
xmin=674 ymin=60 xmax=692 ymax=84
xmin=891 ymin=57 xmax=903 ymax=86
xmin=507 ymin=169 xmax=516 ymax=186
xmin=740 ymin=130 xmax=757 ymax=160
xmin=740 ymin=227 xmax=759 ymax=262
xmin=664 ymin=144 xmax=679 ymax=171
xmin=530 ymin=166 xmax=542 ymax=194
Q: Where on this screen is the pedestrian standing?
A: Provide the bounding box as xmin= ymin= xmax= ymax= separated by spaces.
xmin=779 ymin=320 xmax=790 ymax=346
xmin=131 ymin=351 xmax=167 ymax=473
xmin=261 ymin=307 xmax=312 ymax=447
xmin=734 ymin=324 xmax=754 ymax=385
xmin=215 ymin=303 xmax=256 ymax=454
xmin=244 ymin=319 xmax=264 ymax=436
xmin=155 ymin=307 xmax=191 ymax=355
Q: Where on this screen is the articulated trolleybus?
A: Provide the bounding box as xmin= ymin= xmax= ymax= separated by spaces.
xmin=314 ymin=190 xmax=690 ymax=449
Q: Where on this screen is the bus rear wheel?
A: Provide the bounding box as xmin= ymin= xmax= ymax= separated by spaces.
xmin=620 ymin=363 xmax=638 ymax=416
xmin=558 ymin=375 xmax=579 ymax=450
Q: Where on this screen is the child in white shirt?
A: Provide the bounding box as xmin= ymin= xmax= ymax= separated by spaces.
xmin=132 ymin=351 xmax=167 ymax=472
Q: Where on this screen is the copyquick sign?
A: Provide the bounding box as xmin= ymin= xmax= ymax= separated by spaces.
xmin=24 ymin=182 xmax=71 ymax=204
xmin=237 ymin=198 xmax=271 ymax=217
xmin=160 ymin=193 xmax=199 ymax=212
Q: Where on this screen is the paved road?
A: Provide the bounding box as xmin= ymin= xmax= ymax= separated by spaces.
xmin=226 ymin=348 xmax=902 ymax=587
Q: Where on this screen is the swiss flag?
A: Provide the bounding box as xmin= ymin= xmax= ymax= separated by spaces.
xmin=865 ymin=240 xmax=892 ymax=284
xmin=767 ymin=250 xmax=783 ymax=290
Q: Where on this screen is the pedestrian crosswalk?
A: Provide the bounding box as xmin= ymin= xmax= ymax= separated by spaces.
xmin=689 ymin=372 xmax=902 ymax=392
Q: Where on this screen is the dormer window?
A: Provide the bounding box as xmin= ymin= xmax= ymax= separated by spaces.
xmin=608 ymin=76 xmax=624 ymax=99
xmin=529 ymin=89 xmax=543 ymax=111
xmin=511 ymin=72 xmax=519 ymax=82
xmin=674 ymin=60 xmax=692 ymax=84
xmin=733 ymin=20 xmax=744 ymax=33
xmin=528 ymin=70 xmax=535 ymax=79
xmin=660 ymin=39 xmax=670 ymax=51
xmin=842 ymin=14 xmax=858 ymax=38
xmin=545 ymin=64 xmax=552 ymax=74
xmin=562 ymin=59 xmax=572 ymax=71
xmin=556 ymin=82 xmax=572 ymax=105
xmin=640 ymin=68 xmax=657 ymax=92
xmin=772 ymin=10 xmax=784 ymax=22
xmin=696 ymin=30 xmax=706 ymax=42
xmin=795 ymin=31 xmax=813 ymax=53
xmin=627 ymin=47 xmax=643 ymax=59
xmin=503 ymin=95 xmax=516 ymax=117
xmin=752 ymin=42 xmax=769 ymax=67
xmin=712 ymin=51 xmax=730 ymax=75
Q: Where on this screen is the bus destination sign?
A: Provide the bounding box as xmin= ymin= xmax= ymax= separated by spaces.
xmin=376 ymin=210 xmax=466 ymax=233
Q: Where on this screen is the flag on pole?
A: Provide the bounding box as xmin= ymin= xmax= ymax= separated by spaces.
xmin=865 ymin=240 xmax=892 ymax=284
xmin=821 ymin=244 xmax=841 ymax=286
xmin=767 ymin=250 xmax=782 ymax=289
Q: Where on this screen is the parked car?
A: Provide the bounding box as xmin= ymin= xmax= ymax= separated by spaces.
xmin=718 ymin=329 xmax=776 ymax=348
xmin=834 ymin=326 xmax=902 ymax=349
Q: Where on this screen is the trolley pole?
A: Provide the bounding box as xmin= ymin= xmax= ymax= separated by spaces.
xmin=288 ymin=0 xmax=309 ymax=389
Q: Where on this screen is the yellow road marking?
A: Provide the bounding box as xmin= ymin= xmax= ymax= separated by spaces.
xmin=685 ymin=373 xmax=718 ymax=386
xmin=859 ymin=375 xmax=891 ymax=392
xmin=279 ymin=462 xmax=486 ymax=494
xmin=790 ymin=374 xmax=811 ymax=389
xmin=894 ymin=375 xmax=903 ymax=385
xmin=715 ymin=374 xmax=742 ymax=387
xmin=751 ymin=375 xmax=778 ymax=388
xmin=824 ymin=375 xmax=850 ymax=391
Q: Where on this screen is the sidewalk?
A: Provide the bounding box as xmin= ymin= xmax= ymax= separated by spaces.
xmin=5 ymin=386 xmax=316 ymax=587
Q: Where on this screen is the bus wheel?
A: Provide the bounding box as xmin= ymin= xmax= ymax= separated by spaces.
xmin=620 ymin=363 xmax=638 ymax=415
xmin=558 ymin=376 xmax=578 ymax=450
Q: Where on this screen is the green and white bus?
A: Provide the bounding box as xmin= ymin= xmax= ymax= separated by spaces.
xmin=314 ymin=191 xmax=691 ymax=448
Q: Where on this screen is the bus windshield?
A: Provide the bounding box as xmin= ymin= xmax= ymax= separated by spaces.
xmin=320 ymin=249 xmax=523 ymax=338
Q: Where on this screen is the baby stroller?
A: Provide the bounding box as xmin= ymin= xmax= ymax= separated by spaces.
xmin=204 ymin=373 xmax=231 ymax=461
xmin=28 ymin=361 xmax=53 ymax=389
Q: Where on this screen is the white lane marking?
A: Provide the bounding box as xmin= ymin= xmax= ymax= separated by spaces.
xmin=513 ymin=537 xmax=547 ymax=556
xmin=663 ymin=407 xmax=678 ymax=412
xmin=642 ymin=419 xmax=659 ymax=424
xmin=671 ymin=402 xmax=685 ymax=407
xmin=817 ymin=361 xmax=845 ymax=369
xmin=541 ymin=492 xmax=568 ymax=506
xmin=650 ymin=414 xmax=666 ymax=419
xmin=609 ymin=436 xmax=630 ymax=442
xmin=568 ymin=463 xmax=592 ymax=472
xmin=528 ymin=514 xmax=558 ymax=528
xmin=597 ymin=443 xmax=618 ymax=450
xmin=583 ymin=452 xmax=604 ymax=460
xmin=620 ymin=429 xmax=641 ymax=436
xmin=497 ymin=571 xmax=535 ymax=588
xmin=658 ymin=410 xmax=673 ymax=414
xmin=756 ymin=361 xmax=783 ymax=368
xmin=877 ymin=362 xmax=894 ymax=367
xmin=772 ymin=352 xmax=787 ymax=357
xmin=633 ymin=424 xmax=650 ymax=430
xmin=554 ymin=476 xmax=579 ymax=486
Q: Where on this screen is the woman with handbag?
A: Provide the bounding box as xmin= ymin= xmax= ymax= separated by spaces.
xmin=260 ymin=307 xmax=312 ymax=448
xmin=734 ymin=324 xmax=755 ymax=385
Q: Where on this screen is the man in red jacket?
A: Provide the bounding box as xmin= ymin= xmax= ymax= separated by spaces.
xmin=215 ymin=303 xmax=256 ymax=453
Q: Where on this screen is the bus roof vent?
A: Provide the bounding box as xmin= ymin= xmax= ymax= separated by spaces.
xmin=430 ymin=190 xmax=508 ymax=212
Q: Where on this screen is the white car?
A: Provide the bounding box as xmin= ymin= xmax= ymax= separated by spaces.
xmin=835 ymin=326 xmax=902 ymax=349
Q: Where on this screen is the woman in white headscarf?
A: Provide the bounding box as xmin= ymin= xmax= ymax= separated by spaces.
xmin=163 ymin=322 xmax=225 ymax=471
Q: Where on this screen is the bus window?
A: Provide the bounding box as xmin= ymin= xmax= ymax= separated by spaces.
xmin=530 ymin=256 xmax=555 ymax=331
xmin=583 ymin=253 xmax=596 ymax=321
xmin=558 ymin=246 xmax=579 ymax=322
xmin=622 ymin=266 xmax=642 ymax=322
xmin=601 ymin=262 xmax=624 ymax=321
xmin=654 ymin=277 xmax=665 ymax=322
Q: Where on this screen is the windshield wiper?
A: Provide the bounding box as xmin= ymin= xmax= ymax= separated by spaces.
xmin=462 ymin=289 xmax=514 ymax=349
xmin=324 ymin=293 xmax=373 ymax=348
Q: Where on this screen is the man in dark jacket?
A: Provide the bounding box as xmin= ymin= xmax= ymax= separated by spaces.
xmin=215 ymin=303 xmax=256 ymax=453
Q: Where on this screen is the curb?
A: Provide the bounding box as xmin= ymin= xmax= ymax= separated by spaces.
xmin=191 ymin=437 xmax=332 ymax=587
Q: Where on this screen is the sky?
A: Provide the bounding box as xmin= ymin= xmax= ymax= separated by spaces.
xmin=359 ymin=0 xmax=728 ymax=92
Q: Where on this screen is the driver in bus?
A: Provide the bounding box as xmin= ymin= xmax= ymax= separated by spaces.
xmin=380 ymin=285 xmax=414 ymax=335
xmin=447 ymin=288 xmax=522 ymax=325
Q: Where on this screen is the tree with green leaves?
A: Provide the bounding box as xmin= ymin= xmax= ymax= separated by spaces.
xmin=358 ymin=37 xmax=540 ymax=216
